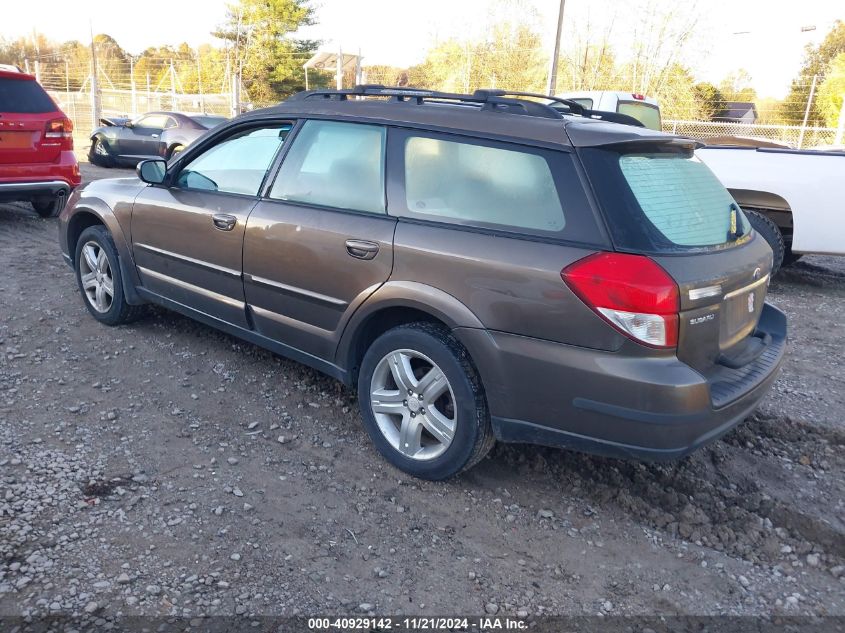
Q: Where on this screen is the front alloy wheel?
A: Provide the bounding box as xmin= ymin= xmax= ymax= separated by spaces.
xmin=370 ymin=349 xmax=457 ymax=460
xmin=79 ymin=240 xmax=114 ymax=313
xmin=73 ymin=225 xmax=145 ymax=325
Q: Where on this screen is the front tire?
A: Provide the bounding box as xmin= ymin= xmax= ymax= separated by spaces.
xmin=357 ymin=322 xmax=494 ymax=480
xmin=88 ymin=137 xmax=114 ymax=168
xmin=31 ymin=191 xmax=67 ymax=218
xmin=74 ymin=225 xmax=144 ymax=325
xmin=745 ymin=209 xmax=785 ymax=274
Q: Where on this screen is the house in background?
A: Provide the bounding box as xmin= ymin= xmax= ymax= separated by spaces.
xmin=713 ymin=102 xmax=758 ymax=124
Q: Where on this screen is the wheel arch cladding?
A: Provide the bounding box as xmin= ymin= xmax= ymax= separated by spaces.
xmin=66 ymin=205 xmax=144 ymax=305
xmin=338 ymin=282 xmax=488 ymax=388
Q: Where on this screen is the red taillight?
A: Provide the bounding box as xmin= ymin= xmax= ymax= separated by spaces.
xmin=45 ymin=117 xmax=74 ymax=150
xmin=561 ymin=252 xmax=679 ymax=348
xmin=632 ymin=93 xmax=645 ymax=100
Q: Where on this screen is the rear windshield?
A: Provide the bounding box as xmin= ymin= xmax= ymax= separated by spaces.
xmin=0 ymin=77 xmax=56 ymax=113
xmin=617 ymin=101 xmax=661 ymax=131
xmin=581 ymin=146 xmax=751 ymax=253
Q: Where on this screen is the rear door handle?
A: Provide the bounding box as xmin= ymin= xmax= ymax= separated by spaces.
xmin=345 ymin=239 xmax=379 ymax=260
xmin=212 ymin=213 xmax=237 ymax=231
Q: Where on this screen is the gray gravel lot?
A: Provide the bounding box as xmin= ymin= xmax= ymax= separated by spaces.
xmin=0 ymin=161 xmax=843 ymax=621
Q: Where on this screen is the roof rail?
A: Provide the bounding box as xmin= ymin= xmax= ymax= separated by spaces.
xmin=286 ymin=85 xmax=644 ymax=126
xmin=474 ymin=89 xmax=645 ymax=128
xmin=288 ymin=85 xmax=564 ymax=119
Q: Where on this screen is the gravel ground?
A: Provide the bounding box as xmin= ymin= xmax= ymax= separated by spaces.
xmin=0 ymin=161 xmax=843 ymax=621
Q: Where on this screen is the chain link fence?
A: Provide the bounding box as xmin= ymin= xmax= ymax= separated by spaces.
xmin=663 ymin=120 xmax=841 ymax=149
xmin=46 ymin=89 xmax=233 ymax=156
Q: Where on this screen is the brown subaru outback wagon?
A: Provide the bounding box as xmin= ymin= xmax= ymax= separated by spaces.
xmin=58 ymin=86 xmax=786 ymax=480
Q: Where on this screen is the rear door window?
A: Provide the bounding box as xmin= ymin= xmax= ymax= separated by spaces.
xmin=389 ymin=130 xmax=604 ymax=244
xmin=581 ymin=146 xmax=751 ymax=252
xmin=0 ymin=77 xmax=56 ymax=113
xmin=403 ymin=136 xmax=565 ymax=232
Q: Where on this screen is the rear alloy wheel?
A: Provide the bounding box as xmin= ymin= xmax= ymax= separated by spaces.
xmin=88 ymin=137 xmax=114 ymax=167
xmin=31 ymin=191 xmax=67 ymax=218
xmin=358 ymin=323 xmax=494 ymax=480
xmin=370 ymin=349 xmax=457 ymax=461
xmin=74 ymin=225 xmax=145 ymax=325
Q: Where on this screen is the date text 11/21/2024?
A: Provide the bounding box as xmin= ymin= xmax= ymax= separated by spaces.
xmin=307 ymin=616 xmax=528 ymax=630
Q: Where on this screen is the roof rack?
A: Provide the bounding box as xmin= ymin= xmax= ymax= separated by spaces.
xmin=475 ymin=90 xmax=645 ymax=127
xmin=286 ymin=84 xmax=644 ymax=127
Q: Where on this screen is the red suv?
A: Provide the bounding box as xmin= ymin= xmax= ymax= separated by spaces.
xmin=0 ymin=68 xmax=81 ymax=217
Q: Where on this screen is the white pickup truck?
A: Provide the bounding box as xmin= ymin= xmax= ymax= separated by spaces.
xmin=695 ymin=144 xmax=845 ymax=273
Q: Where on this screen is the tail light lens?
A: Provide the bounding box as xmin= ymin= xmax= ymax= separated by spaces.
xmin=562 ymin=252 xmax=679 ymax=348
xmin=44 ymin=117 xmax=74 ymax=150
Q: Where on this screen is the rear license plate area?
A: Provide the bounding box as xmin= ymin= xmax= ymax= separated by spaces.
xmin=720 ymin=283 xmax=766 ymax=348
xmin=0 ymin=131 xmax=34 ymax=149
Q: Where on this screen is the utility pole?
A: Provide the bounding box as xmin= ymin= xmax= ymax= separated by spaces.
xmin=196 ymin=53 xmax=204 ymax=113
xmin=90 ymin=24 xmax=101 ymax=131
xmin=130 ymin=56 xmax=137 ymax=117
xmin=65 ymin=58 xmax=76 ymax=123
xmin=169 ymin=60 xmax=177 ymax=110
xmin=32 ymin=29 xmax=41 ymax=83
xmin=336 ymin=46 xmax=343 ymax=90
xmin=797 ymin=74 xmax=818 ymax=149
xmin=546 ymin=0 xmax=565 ymax=96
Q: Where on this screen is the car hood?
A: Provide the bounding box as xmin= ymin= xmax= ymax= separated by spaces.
xmin=100 ymin=116 xmax=131 ymax=127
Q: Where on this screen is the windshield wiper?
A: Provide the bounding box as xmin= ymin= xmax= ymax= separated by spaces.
xmin=727 ymin=203 xmax=741 ymax=241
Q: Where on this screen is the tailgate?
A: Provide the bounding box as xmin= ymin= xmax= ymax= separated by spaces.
xmin=0 ymin=113 xmax=59 ymax=165
xmin=654 ymin=233 xmax=773 ymax=374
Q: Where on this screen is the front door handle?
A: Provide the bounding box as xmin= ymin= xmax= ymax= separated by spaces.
xmin=346 ymin=239 xmax=379 ymax=260
xmin=212 ymin=213 xmax=237 ymax=231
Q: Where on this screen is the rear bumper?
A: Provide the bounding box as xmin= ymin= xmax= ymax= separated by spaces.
xmin=458 ymin=303 xmax=787 ymax=461
xmin=0 ymin=151 xmax=81 ymax=202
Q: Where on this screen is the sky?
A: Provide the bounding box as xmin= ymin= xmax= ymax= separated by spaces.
xmin=2 ymin=0 xmax=843 ymax=98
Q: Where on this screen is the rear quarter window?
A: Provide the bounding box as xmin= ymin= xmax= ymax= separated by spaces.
xmin=0 ymin=77 xmax=56 ymax=113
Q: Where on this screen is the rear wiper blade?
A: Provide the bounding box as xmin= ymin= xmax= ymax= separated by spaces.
xmin=727 ymin=203 xmax=741 ymax=241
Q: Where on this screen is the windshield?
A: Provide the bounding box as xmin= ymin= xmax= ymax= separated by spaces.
xmin=581 ymin=146 xmax=751 ymax=253
xmin=617 ymin=101 xmax=661 ymax=131
xmin=191 ymin=115 xmax=228 ymax=129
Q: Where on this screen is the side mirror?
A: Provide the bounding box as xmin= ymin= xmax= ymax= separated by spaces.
xmin=137 ymin=159 xmax=167 ymax=185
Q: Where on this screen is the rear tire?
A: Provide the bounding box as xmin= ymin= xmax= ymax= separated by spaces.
xmin=745 ymin=209 xmax=785 ymax=274
xmin=88 ymin=137 xmax=114 ymax=168
xmin=31 ymin=191 xmax=67 ymax=218
xmin=782 ymin=242 xmax=803 ymax=268
xmin=74 ymin=225 xmax=145 ymax=326
xmin=168 ymin=144 xmax=184 ymax=159
xmin=357 ymin=322 xmax=494 ymax=480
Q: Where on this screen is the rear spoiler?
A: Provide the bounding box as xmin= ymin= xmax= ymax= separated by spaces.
xmin=99 ymin=116 xmax=130 ymax=127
